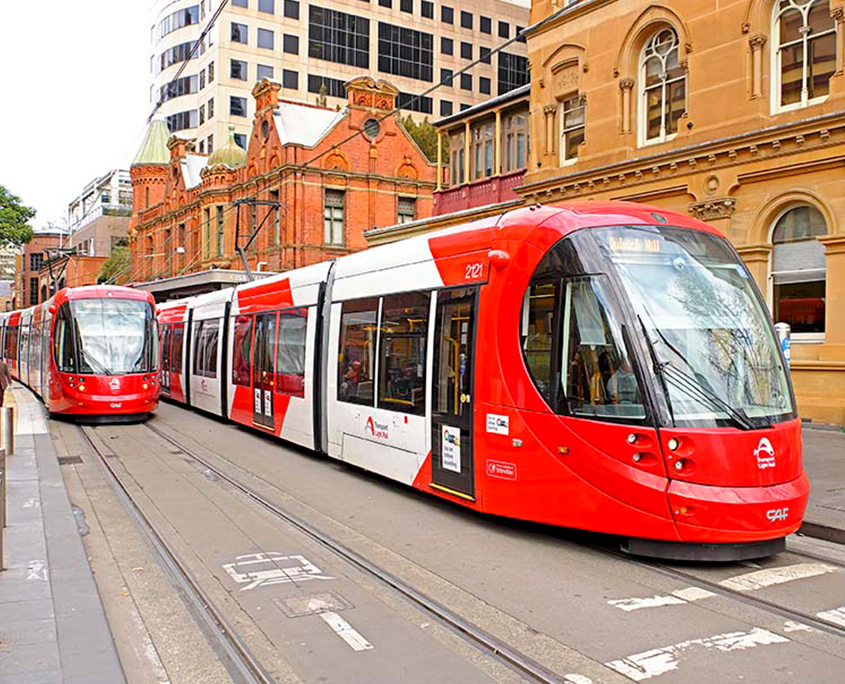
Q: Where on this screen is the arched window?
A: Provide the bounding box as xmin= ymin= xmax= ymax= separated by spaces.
xmin=639 ymin=28 xmax=686 ymax=145
xmin=773 ymin=0 xmax=836 ymax=111
xmin=771 ymin=204 xmax=827 ymax=335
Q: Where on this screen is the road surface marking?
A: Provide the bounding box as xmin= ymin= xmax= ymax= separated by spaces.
xmin=719 ymin=563 xmax=837 ymax=592
xmin=26 ymin=559 xmax=47 ymax=581
xmin=608 ymin=587 xmax=715 ymax=612
xmin=319 ymin=611 xmax=373 ymax=651
xmin=564 ymin=676 xmax=594 ymax=684
xmin=817 ymin=606 xmax=845 ymax=627
xmin=783 ymin=620 xmax=814 ymax=633
xmin=222 ymin=552 xmax=333 ymax=591
xmin=606 ymin=628 xmax=789 ymax=681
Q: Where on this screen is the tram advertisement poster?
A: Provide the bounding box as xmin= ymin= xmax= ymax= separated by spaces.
xmin=442 ymin=425 xmax=461 ymax=473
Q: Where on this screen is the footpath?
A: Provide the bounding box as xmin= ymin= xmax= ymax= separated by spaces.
xmin=0 ymin=386 xmax=125 ymax=684
xmin=800 ymin=422 xmax=845 ymax=544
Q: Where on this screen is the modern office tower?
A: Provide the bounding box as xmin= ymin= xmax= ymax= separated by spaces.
xmin=148 ymin=0 xmax=529 ymax=153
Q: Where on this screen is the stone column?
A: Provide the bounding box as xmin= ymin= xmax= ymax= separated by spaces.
xmin=818 ymin=234 xmax=845 ymax=348
xmin=495 ymin=109 xmax=502 ymax=175
xmin=464 ymin=121 xmax=471 ymax=185
xmin=833 ymin=6 xmax=845 ymax=76
xmin=543 ymin=105 xmax=557 ymax=157
xmin=749 ymin=35 xmax=767 ymax=99
xmin=619 ymin=78 xmax=635 ymax=134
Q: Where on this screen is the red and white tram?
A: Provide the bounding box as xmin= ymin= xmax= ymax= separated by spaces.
xmin=1 ymin=286 xmax=159 ymax=419
xmin=158 ymin=202 xmax=808 ymax=559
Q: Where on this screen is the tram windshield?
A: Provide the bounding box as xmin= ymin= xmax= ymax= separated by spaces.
xmin=65 ymin=299 xmax=157 ymax=375
xmin=596 ymin=226 xmax=794 ymax=428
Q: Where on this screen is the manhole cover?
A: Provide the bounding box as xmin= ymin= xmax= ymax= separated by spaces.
xmin=273 ymin=592 xmax=353 ymax=618
xmin=57 ymin=456 xmax=83 ymax=466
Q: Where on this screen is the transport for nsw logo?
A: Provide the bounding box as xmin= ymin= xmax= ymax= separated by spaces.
xmin=754 ymin=437 xmax=776 ymax=470
xmin=365 ymin=416 xmax=389 ymax=440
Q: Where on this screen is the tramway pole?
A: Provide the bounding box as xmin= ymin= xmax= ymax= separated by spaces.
xmin=233 ymin=198 xmax=284 ymax=282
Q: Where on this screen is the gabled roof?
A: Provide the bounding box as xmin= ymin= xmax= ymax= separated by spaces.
xmin=273 ymin=102 xmax=346 ymax=147
xmin=133 ymin=118 xmax=170 ymax=165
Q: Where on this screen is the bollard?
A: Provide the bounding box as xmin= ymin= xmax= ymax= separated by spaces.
xmin=1 ymin=406 xmax=13 ymax=457
xmin=775 ymin=322 xmax=791 ymax=369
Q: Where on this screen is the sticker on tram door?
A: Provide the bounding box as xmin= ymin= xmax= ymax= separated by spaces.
xmin=254 ymin=389 xmax=261 ymax=413
xmin=486 ymin=413 xmax=509 ymax=435
xmin=441 ymin=425 xmax=461 ymax=473
xmin=264 ymin=390 xmax=272 ymax=418
xmin=486 ymin=460 xmax=517 ymax=480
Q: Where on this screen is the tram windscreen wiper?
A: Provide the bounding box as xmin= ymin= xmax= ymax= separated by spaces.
xmin=80 ymin=351 xmax=113 ymax=376
xmin=639 ymin=318 xmax=754 ymax=431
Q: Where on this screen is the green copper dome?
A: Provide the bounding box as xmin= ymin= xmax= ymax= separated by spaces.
xmin=132 ymin=118 xmax=170 ymax=165
xmin=208 ymin=125 xmax=247 ymax=169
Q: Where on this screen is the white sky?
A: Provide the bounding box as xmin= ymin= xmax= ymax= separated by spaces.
xmin=0 ymin=1 xmax=151 ymax=228
xmin=0 ymin=0 xmax=531 ymax=228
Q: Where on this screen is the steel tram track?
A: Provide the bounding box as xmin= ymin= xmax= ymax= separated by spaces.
xmin=76 ymin=425 xmax=276 ymax=684
xmin=139 ymin=421 xmax=571 ymax=684
xmin=582 ymin=542 xmax=845 ymax=640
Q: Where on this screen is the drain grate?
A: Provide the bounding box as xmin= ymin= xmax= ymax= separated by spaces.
xmin=273 ymin=592 xmax=353 ymax=618
xmin=57 ymin=456 xmax=83 ymax=466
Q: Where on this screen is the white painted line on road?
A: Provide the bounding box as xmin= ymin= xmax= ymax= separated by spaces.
xmin=719 ymin=563 xmax=837 ymax=592
xmin=672 ymin=587 xmax=716 ymax=602
xmin=563 ymin=675 xmax=594 ymax=684
xmin=605 ymin=628 xmax=789 ymax=681
xmin=320 ymin=611 xmax=373 ymax=652
xmin=817 ymin=606 xmax=845 ymax=627
xmin=608 ymin=595 xmax=686 ymax=612
xmin=608 ymin=586 xmax=715 ymax=612
xmin=783 ymin=620 xmax=815 ymax=633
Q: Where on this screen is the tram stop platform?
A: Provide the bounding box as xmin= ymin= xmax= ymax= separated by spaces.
xmin=0 ymin=386 xmax=125 ymax=684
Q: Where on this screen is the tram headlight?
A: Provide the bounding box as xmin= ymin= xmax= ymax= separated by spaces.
xmin=142 ymin=383 xmax=149 ymax=390
xmin=627 ymin=433 xmax=637 ymax=445
xmin=668 ymin=437 xmax=680 ymax=451
xmin=674 ymin=459 xmax=684 ymax=471
xmin=78 ymin=384 xmax=86 ymax=393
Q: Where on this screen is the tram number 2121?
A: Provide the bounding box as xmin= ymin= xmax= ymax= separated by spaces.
xmin=465 ymin=262 xmax=483 ymax=280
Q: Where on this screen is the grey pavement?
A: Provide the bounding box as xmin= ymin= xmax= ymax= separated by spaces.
xmin=0 ymin=387 xmax=126 ymax=684
xmin=801 ymin=423 xmax=845 ymax=544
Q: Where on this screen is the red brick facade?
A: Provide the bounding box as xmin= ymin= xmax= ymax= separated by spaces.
xmin=129 ymin=77 xmax=436 ymax=282
xmin=14 ymin=233 xmax=63 ymax=309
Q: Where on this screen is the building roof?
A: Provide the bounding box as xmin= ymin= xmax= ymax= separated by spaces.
xmin=181 ymin=154 xmax=208 ymax=189
xmin=436 ymin=84 xmax=530 ymax=128
xmin=133 ymin=118 xmax=171 ymax=165
xmin=273 ymin=101 xmax=346 ymax=147
xmin=207 ymin=125 xmax=247 ymax=169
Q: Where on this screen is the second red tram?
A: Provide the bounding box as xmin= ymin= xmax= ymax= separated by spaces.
xmin=158 ymin=202 xmax=808 ymax=560
xmin=1 ymin=286 xmax=160 ymax=419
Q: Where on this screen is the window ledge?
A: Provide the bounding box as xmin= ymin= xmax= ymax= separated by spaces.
xmin=772 ymin=95 xmax=830 ymax=117
xmin=790 ymin=333 xmax=825 ymax=344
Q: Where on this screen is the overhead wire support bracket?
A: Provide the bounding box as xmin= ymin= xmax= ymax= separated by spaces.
xmin=233 ymin=198 xmax=284 ymax=282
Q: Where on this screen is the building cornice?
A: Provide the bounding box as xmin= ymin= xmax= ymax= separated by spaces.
xmin=524 ymin=0 xmax=617 ymax=40
xmin=519 ymin=110 xmax=845 ymax=202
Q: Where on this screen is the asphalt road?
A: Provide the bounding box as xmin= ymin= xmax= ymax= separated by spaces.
xmin=68 ymin=401 xmax=845 ymax=684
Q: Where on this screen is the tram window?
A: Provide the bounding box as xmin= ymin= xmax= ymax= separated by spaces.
xmin=378 ymin=292 xmax=429 ymax=415
xmin=521 ymin=281 xmax=558 ymax=406
xmin=193 ymin=319 xmax=220 ymax=378
xmin=562 ymin=278 xmax=645 ymax=420
xmin=232 ymin=315 xmax=253 ymax=386
xmin=161 ymin=326 xmax=172 ymax=371
xmin=171 ymin=326 xmax=184 ymax=373
xmin=338 ymin=298 xmax=378 ymax=406
xmin=277 ymin=309 xmax=307 ymax=397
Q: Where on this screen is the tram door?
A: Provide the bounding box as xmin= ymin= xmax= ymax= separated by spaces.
xmin=431 ymin=287 xmax=477 ymax=499
xmin=252 ymin=313 xmax=276 ymax=428
xmin=161 ymin=326 xmax=172 ymax=394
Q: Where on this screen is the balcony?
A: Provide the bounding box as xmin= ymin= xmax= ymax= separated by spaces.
xmin=433 ymin=169 xmax=526 ymax=216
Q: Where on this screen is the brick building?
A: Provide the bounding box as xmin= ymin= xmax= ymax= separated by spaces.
xmin=13 ymin=231 xmax=64 ymax=309
xmin=35 ymin=254 xmax=108 ymax=304
xmin=129 ymin=76 xmax=436 ymax=281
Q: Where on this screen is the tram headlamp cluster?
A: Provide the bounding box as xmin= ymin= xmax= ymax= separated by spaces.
xmin=627 ymin=433 xmax=637 ymax=445
xmin=668 ymin=437 xmax=680 ymax=451
xmin=674 ymin=459 xmax=685 ymax=471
